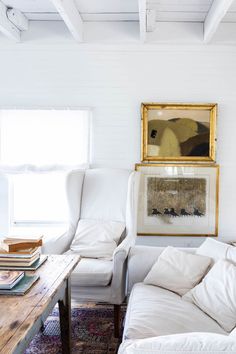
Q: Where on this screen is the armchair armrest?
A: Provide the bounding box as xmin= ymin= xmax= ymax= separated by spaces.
xmin=113 ymin=233 xmax=134 ymax=260
xmin=118 ymin=332 xmax=236 ymax=354
xmin=9 ymin=226 xmax=75 ymax=255
xmin=110 ymin=231 xmax=135 ymax=304
xmin=41 ymin=227 xmax=75 ymax=255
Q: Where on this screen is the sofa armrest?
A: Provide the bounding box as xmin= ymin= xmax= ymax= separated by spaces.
xmin=127 ymin=246 xmax=196 ymax=294
xmin=118 ymin=332 xmax=236 ymax=354
xmin=127 ymin=246 xmax=165 ymax=294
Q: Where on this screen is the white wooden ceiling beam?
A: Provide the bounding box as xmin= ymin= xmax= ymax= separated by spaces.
xmin=50 ymin=0 xmax=83 ymax=42
xmin=0 ymin=0 xmax=20 ymax=42
xmin=204 ymin=0 xmax=234 ymax=42
xmin=138 ymin=0 xmax=147 ymax=42
xmin=7 ymin=8 xmax=28 ymax=31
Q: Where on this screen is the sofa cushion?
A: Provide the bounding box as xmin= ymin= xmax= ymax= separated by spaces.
xmin=183 ymin=260 xmax=236 ymax=332
xmin=124 ymin=283 xmax=226 ymax=340
xmin=118 ymin=333 xmax=236 ymax=354
xmin=65 ymin=250 xmax=113 ymax=286
xmin=70 ymin=219 xmax=125 ymax=259
xmin=196 ymin=238 xmax=234 ymax=263
xmin=144 ymin=246 xmax=211 ymax=295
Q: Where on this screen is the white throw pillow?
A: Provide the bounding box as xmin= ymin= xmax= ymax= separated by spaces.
xmin=197 ymin=239 xmax=236 ymax=269
xmin=118 ymin=333 xmax=236 ymax=354
xmin=70 ymin=219 xmax=125 ymax=259
xmin=196 ymin=238 xmax=229 ymax=262
xmin=144 ymin=246 xmax=212 ymax=296
xmin=183 ymin=260 xmax=236 ymax=332
xmin=226 ymin=246 xmax=236 ymax=265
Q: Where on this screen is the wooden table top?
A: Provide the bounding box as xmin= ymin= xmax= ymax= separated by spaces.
xmin=0 ymin=255 xmax=80 ymax=354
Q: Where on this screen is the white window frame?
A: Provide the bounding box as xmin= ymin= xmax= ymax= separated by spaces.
xmin=0 ymin=107 xmax=92 ymax=228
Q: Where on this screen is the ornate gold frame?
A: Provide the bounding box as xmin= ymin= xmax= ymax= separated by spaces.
xmin=135 ymin=163 xmax=219 ymax=237
xmin=141 ymin=103 xmax=217 ymax=162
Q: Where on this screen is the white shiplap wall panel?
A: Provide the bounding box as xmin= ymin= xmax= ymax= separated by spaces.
xmin=0 ymin=23 xmax=236 ymax=246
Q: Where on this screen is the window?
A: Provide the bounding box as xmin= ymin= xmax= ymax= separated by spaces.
xmin=0 ymin=109 xmax=91 ymax=226
xmin=11 ymin=173 xmax=68 ymax=224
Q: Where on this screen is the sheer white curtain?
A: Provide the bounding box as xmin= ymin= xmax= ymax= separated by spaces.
xmin=0 ymin=109 xmax=90 ymax=170
xmin=0 ymin=109 xmax=91 ymax=225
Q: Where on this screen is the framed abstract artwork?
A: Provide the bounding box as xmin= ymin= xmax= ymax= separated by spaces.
xmin=135 ymin=164 xmax=219 ymax=236
xmin=141 ymin=103 xmax=217 ymax=162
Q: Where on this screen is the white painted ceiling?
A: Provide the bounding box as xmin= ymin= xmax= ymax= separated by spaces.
xmin=2 ymin=0 xmax=236 ymax=22
xmin=1 ymin=0 xmax=236 ymax=44
xmin=2 ymin=0 xmax=138 ymax=21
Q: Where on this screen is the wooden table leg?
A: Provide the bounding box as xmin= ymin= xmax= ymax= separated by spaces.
xmin=114 ymin=304 xmax=121 ymax=338
xmin=58 ymin=277 xmax=71 ymax=354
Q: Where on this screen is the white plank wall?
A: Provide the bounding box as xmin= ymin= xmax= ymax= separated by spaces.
xmin=0 ymin=22 xmax=236 ymax=246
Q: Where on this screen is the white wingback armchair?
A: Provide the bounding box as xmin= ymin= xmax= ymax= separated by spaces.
xmin=58 ymin=168 xmax=140 ymax=336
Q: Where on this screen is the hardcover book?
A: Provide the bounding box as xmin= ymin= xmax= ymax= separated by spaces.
xmin=0 ymin=274 xmax=39 ymax=295
xmin=0 ymin=270 xmax=24 ymax=289
xmin=0 ymin=248 xmax=39 ymax=258
xmin=1 ymin=236 xmax=43 ymax=252
xmin=0 ymin=255 xmax=48 ymax=271
xmin=0 ymin=253 xmax=40 ymax=267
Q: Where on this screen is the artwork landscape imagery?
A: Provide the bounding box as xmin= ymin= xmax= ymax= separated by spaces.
xmin=136 ymin=164 xmax=219 ymax=236
xmin=147 ymin=177 xmax=206 ymax=219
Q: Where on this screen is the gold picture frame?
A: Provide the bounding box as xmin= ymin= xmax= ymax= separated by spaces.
xmin=135 ymin=163 xmax=219 ymax=237
xmin=141 ymin=103 xmax=217 ymax=162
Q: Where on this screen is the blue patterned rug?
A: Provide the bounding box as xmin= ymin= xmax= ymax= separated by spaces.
xmin=25 ymin=304 xmax=125 ymax=354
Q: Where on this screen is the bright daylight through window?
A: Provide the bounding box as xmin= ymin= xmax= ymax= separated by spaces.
xmin=0 ymin=109 xmax=91 ymax=225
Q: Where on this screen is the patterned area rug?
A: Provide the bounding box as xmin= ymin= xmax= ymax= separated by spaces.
xmin=25 ymin=304 xmax=125 ymax=354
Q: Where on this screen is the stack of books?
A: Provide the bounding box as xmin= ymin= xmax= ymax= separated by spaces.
xmin=0 ymin=236 xmax=47 ymax=271
xmin=0 ymin=270 xmax=39 ymax=295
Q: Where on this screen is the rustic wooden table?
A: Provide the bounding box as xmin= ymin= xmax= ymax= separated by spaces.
xmin=0 ymin=255 xmax=80 ymax=354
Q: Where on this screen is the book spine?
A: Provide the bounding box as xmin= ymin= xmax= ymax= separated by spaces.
xmin=5 ymin=241 xmax=42 ymax=252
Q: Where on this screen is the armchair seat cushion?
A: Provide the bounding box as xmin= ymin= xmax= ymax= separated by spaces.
xmin=65 ymin=250 xmax=113 ymax=286
xmin=124 ymin=283 xmax=226 ymax=341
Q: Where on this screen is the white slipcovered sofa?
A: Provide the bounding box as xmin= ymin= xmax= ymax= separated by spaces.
xmin=119 ymin=239 xmax=236 ymax=353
